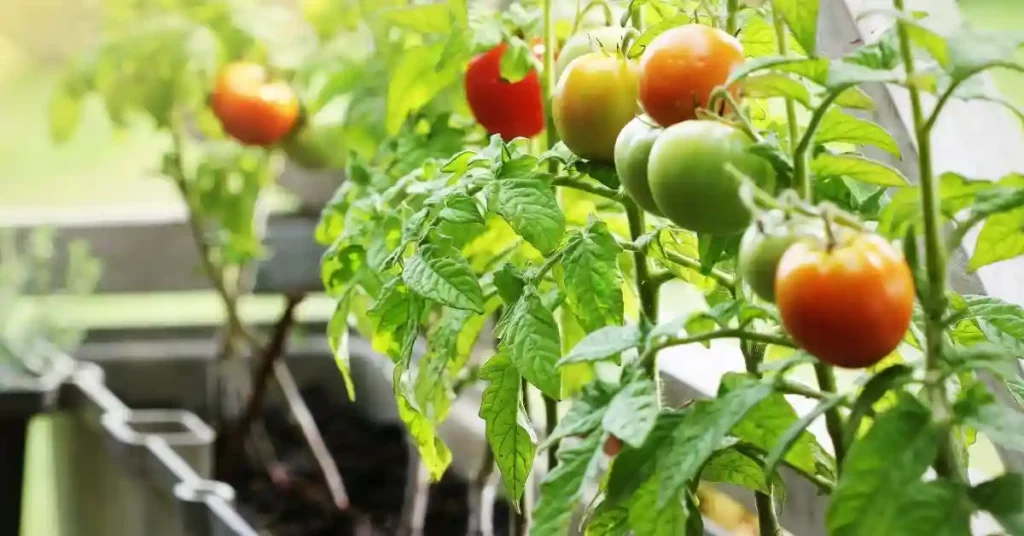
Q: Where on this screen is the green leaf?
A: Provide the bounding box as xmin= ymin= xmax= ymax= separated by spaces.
xmin=698 ymin=233 xmax=741 ymax=273
xmin=969 ymin=473 xmax=1024 ymax=536
xmin=439 ymin=194 xmax=485 ymax=224
xmin=764 ymin=392 xmax=847 ymax=479
xmin=742 ymin=73 xmax=812 ymax=108
xmin=842 ymin=365 xmax=914 ymax=450
xmin=825 ymin=61 xmax=904 ymax=89
xmin=955 ymin=385 xmax=1024 ymax=453
xmin=739 ymin=15 xmax=806 ymax=58
xmin=815 ymin=108 xmax=901 ymax=157
xmin=702 ymin=448 xmax=776 ymax=495
xmin=586 ymin=502 xmax=630 ymax=536
xmin=499 ymin=38 xmax=536 ymax=84
xmin=943 ymin=342 xmax=1022 ymax=379
xmin=833 ymin=87 xmax=876 ymax=110
xmin=606 ymin=410 xmax=686 ymax=505
xmin=558 ymin=221 xmax=624 ymax=332
xmin=810 ymin=154 xmax=909 ymax=186
xmin=494 ymin=263 xmax=527 ymax=305
xmin=603 ymin=378 xmax=660 ymax=448
xmin=878 ymin=172 xmax=995 ymax=238
xmin=479 ymin=354 xmax=537 ymax=507
xmin=968 ymin=175 xmax=1024 ymax=270
xmin=395 ymin=367 xmax=452 ymax=481
xmin=559 ymin=324 xmax=642 ymax=366
xmin=727 ymin=56 xmax=828 ymax=88
xmin=544 ymin=382 xmax=616 ymax=447
xmin=386 ymin=43 xmax=462 ymax=134
xmin=947 ymin=30 xmax=1024 ymax=80
xmin=648 ymin=229 xmax=717 ymax=290
xmin=381 ymin=3 xmax=451 ymax=34
xmin=532 ymin=433 xmax=605 ymax=536
xmin=49 ymin=84 xmax=83 ymax=143
xmin=961 ymin=294 xmax=1024 ymax=354
xmin=403 ymin=240 xmax=484 ymax=313
xmin=491 ymin=174 xmax=566 ymax=254
xmin=627 ymin=15 xmax=690 ymax=58
xmin=657 ymin=380 xmax=775 ymax=504
xmin=826 ymin=396 xmax=939 ymax=536
xmin=327 ymin=296 xmax=356 ymax=402
xmin=772 ymin=0 xmax=818 ymax=56
xmin=627 ymin=476 xmax=688 ymax=536
xmin=497 ymin=289 xmax=563 ymax=399
xmin=890 ymin=481 xmax=973 ymax=536
xmin=367 ymin=278 xmax=424 ymax=364
xmin=321 ymin=242 xmax=366 ymax=295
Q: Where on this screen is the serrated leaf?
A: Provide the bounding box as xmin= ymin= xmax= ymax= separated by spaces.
xmin=826 ymin=396 xmax=939 ymax=536
xmin=586 ymin=502 xmax=630 ymax=536
xmin=763 ymin=392 xmax=847 ymax=479
xmin=833 ymin=86 xmax=875 ymax=110
xmin=825 ymin=61 xmax=904 ymax=89
xmin=559 ymin=324 xmax=642 ymax=366
xmin=367 ymin=279 xmax=424 ymax=363
xmin=955 ymin=386 xmax=1024 ymax=453
xmin=532 ymin=433 xmax=605 ymax=536
xmin=545 ymin=382 xmax=616 ymax=447
xmin=702 ymin=448 xmax=775 ymax=495
xmin=968 ymin=175 xmax=1024 ymax=271
xmin=970 ymin=473 xmax=1024 ymax=536
xmin=327 ymin=296 xmax=356 ymax=402
xmin=497 ymin=290 xmax=563 ymax=399
xmin=742 ymin=72 xmax=812 ymax=107
xmin=605 ymin=411 xmax=687 ymax=505
xmin=842 ymin=365 xmax=913 ymax=450
xmin=657 ymin=381 xmax=775 ymax=505
xmin=499 ymin=38 xmax=535 ymax=84
xmin=815 ymin=108 xmax=901 ymax=157
xmin=386 ymin=43 xmax=462 ymax=134
xmin=381 ymin=3 xmax=451 ymax=33
xmin=961 ymin=294 xmax=1024 ymax=355
xmin=772 ymin=0 xmax=819 ymax=56
xmin=627 ymin=15 xmax=690 ymax=58
xmin=491 ymin=175 xmax=566 ymax=254
xmin=628 ymin=476 xmax=688 ymax=536
xmin=603 ymin=378 xmax=659 ymax=448
xmin=321 ymin=242 xmax=366 ymax=295
xmin=947 ymin=30 xmax=1024 ymax=80
xmin=943 ymin=342 xmax=1022 ymax=379
xmin=811 ymin=154 xmax=908 ymax=186
xmin=648 ymin=229 xmax=716 ymax=290
xmin=559 ymin=222 xmax=624 ymax=332
xmin=479 ymin=354 xmax=537 ymax=506
xmin=727 ymin=56 xmax=827 ymax=88
xmin=403 ymin=241 xmax=484 ymax=313
xmin=494 ymin=263 xmax=527 ymax=305
xmin=439 ymin=193 xmax=485 ymax=224
xmin=889 ymin=481 xmax=973 ymax=536
xmin=740 ymin=15 xmax=805 ymax=58
xmin=395 ymin=367 xmax=452 ymax=481
xmin=878 ymin=172 xmax=995 ymax=238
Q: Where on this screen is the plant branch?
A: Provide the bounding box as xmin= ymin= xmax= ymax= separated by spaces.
xmin=615 ymin=236 xmax=737 ymax=288
xmin=793 ymin=89 xmax=842 ymax=197
xmin=551 ymin=176 xmax=624 ymax=201
xmin=725 ymin=0 xmax=739 ymax=34
xmin=741 ymin=338 xmax=782 ymax=536
xmin=772 ymin=11 xmax=803 ymax=195
xmin=813 ymin=363 xmax=847 ymax=469
xmin=652 ymin=329 xmax=796 ymax=354
xmin=894 ymin=0 xmax=967 ymax=482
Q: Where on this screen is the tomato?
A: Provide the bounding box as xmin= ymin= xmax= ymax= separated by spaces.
xmin=603 ymin=434 xmax=622 ymax=457
xmin=553 ymin=53 xmax=639 ymax=162
xmin=465 ymin=43 xmax=545 ymax=141
xmin=211 ymin=62 xmax=299 ymax=147
xmin=775 ymin=232 xmax=914 ymax=369
xmin=555 ymin=26 xmax=631 ymax=79
xmin=647 ymin=120 xmax=774 ymax=235
xmin=638 ymin=24 xmax=745 ymax=127
xmin=738 ymin=211 xmax=824 ymax=302
xmin=614 ymin=116 xmax=663 ymax=216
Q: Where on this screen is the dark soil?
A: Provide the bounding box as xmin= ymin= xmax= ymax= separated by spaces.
xmin=230 ymin=385 xmax=511 ymax=536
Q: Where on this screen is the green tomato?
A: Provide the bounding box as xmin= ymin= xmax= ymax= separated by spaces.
xmin=552 ymin=53 xmax=639 ymax=163
xmin=555 ymin=26 xmax=631 ymax=80
xmin=614 ymin=116 xmax=663 ymax=216
xmin=647 ymin=120 xmax=775 ymax=235
xmin=738 ymin=210 xmax=825 ymax=302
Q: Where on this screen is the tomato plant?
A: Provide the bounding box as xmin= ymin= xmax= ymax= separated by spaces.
xmin=51 ymin=0 xmax=1024 ymax=534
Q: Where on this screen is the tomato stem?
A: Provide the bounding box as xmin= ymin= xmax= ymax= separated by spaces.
xmin=626 ymin=200 xmax=660 ymax=376
xmin=893 ymin=0 xmax=967 ymax=483
xmin=772 ymin=12 xmax=802 ymax=194
xmin=821 ymin=208 xmax=837 ymax=253
xmin=570 ymin=0 xmax=615 ymax=35
xmin=725 ymin=0 xmax=739 ymax=35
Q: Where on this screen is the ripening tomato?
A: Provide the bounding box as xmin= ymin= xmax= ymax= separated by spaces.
xmin=465 ymin=43 xmax=545 ymax=141
xmin=647 ymin=120 xmax=775 ymax=235
xmin=211 ymin=62 xmax=300 ymax=146
xmin=638 ymin=25 xmax=745 ymax=127
xmin=555 ymin=26 xmax=631 ymax=79
xmin=738 ymin=211 xmax=824 ymax=303
xmin=603 ymin=434 xmax=622 ymax=457
xmin=553 ymin=52 xmax=639 ymax=162
xmin=614 ymin=116 xmax=664 ymax=216
xmin=775 ymin=232 xmax=915 ymax=369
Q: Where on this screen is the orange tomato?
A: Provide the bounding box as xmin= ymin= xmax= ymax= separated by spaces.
xmin=211 ymin=62 xmax=299 ymax=147
xmin=637 ymin=24 xmax=744 ymax=127
xmin=603 ymin=434 xmax=623 ymax=456
xmin=775 ymin=232 xmax=915 ymax=369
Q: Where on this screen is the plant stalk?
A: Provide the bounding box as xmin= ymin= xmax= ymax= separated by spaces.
xmin=626 ymin=200 xmax=660 ymax=384
xmin=772 ymin=12 xmax=803 ymax=195
xmin=741 ymin=339 xmax=782 ymax=536
xmin=813 ymin=363 xmax=847 ymax=468
xmin=893 ymin=0 xmax=966 ymax=482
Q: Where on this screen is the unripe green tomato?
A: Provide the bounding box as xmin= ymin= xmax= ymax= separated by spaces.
xmin=647 ymin=120 xmax=775 ymax=235
xmin=614 ymin=116 xmax=663 ymax=216
xmin=555 ymin=26 xmax=631 ymax=79
xmin=738 ymin=211 xmax=825 ymax=302
xmin=552 ymin=52 xmax=639 ymax=163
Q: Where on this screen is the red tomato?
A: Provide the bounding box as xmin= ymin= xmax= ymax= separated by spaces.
xmin=775 ymin=232 xmax=915 ymax=369
xmin=465 ymin=43 xmax=545 ymax=141
xmin=604 ymin=435 xmax=623 ymax=456
xmin=638 ymin=25 xmax=745 ymax=127
xmin=211 ymin=62 xmax=299 ymax=146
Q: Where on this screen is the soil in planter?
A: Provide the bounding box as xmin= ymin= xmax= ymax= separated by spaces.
xmin=231 ymin=385 xmax=511 ymax=536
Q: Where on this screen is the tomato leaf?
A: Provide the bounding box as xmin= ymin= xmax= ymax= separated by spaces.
xmin=321 ymin=242 xmax=366 ymax=295
xmin=439 ymin=193 xmax=485 ymax=224
xmin=842 ymin=365 xmax=913 ymax=450
xmin=943 ymin=342 xmax=1022 ymax=380
xmin=657 ymin=380 xmax=775 ymax=505
xmin=627 ymin=476 xmax=689 ymax=536
xmin=558 ymin=221 xmax=624 ymax=332
xmin=367 ymin=278 xmax=424 ymax=364
xmin=810 ymin=154 xmax=909 ymax=186
xmin=698 ymin=233 xmax=741 ymax=273
xmin=889 ymin=481 xmax=973 ymax=536
xmin=499 ymin=37 xmax=536 ymax=84
xmin=954 ymin=383 xmax=1024 ymax=453
xmin=960 ymin=294 xmax=1024 ymax=355
xmin=559 ymin=324 xmax=642 ymax=366
xmin=49 ymin=83 xmax=83 ymax=143
xmin=814 ymin=108 xmax=901 ymax=157
xmin=496 ymin=289 xmax=563 ymax=399
xmin=605 ymin=410 xmax=686 ymax=505
xmin=968 ymin=175 xmax=1024 ymax=270
xmin=833 ymin=86 xmax=876 ymax=110
xmin=532 ymin=433 xmax=605 ymax=536
xmin=403 ymin=239 xmax=485 ymax=313
xmin=741 ymin=72 xmax=812 ymax=108
xmin=544 ymin=381 xmax=617 ymax=448
xmin=386 ymin=43 xmax=462 ymax=135
xmin=702 ymin=447 xmax=777 ymax=496
xmin=479 ymin=353 xmax=537 ymax=508
xmin=647 ymin=229 xmax=717 ymax=290
xmin=739 ymin=15 xmax=807 ymax=58
xmin=772 ymin=0 xmax=819 ymax=56
xmin=825 ymin=395 xmax=939 ymax=536
xmin=586 ymin=502 xmax=630 ymax=535
xmin=627 ymin=15 xmax=690 ymax=59
xmin=327 ymin=295 xmax=356 ymax=402
xmin=395 ymin=365 xmax=453 ymax=481
xmin=490 ymin=174 xmax=566 ymax=255
xmin=878 ymin=172 xmax=995 ymax=238
xmin=947 ymin=30 xmax=1024 ymax=81
xmin=969 ymin=473 xmax=1024 ymax=536
xmin=763 ymin=392 xmax=846 ymax=480
xmin=603 ymin=377 xmax=660 ymax=448
xmin=380 ymin=3 xmax=451 ymax=34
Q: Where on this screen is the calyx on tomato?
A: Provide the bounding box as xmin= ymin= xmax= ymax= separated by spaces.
xmin=211 ymin=62 xmax=300 ymax=147
xmin=614 ymin=116 xmax=664 ymax=216
xmin=646 ymin=120 xmax=775 ymax=235
xmin=738 ymin=210 xmax=824 ymax=303
xmin=555 ymin=26 xmax=631 ymax=79
xmin=552 ymin=52 xmax=639 ymax=163
xmin=465 ymin=43 xmax=545 ymax=141
xmin=775 ymin=231 xmax=914 ymax=369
